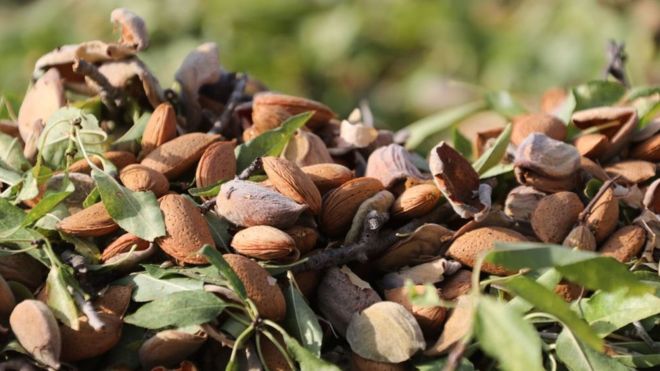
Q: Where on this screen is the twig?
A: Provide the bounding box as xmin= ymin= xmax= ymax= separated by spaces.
xmin=208 ymin=74 xmax=247 ymax=135
xmin=202 ymin=323 xmax=236 ymax=348
xmin=72 ymin=290 xmax=106 ymax=331
xmin=578 ymin=175 xmax=621 ymax=222
xmin=603 ymin=40 xmax=629 ymax=87
xmin=72 ymin=59 xmax=122 ymax=113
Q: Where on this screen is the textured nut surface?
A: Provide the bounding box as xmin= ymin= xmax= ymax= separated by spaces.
xmin=158 ymin=194 xmax=215 ymax=264
xmin=232 ymin=225 xmax=297 ymax=261
xmin=586 ymin=188 xmax=619 ymax=242
xmin=139 ymin=329 xmax=207 ymax=370
xmin=514 ymin=133 xmax=580 ymax=179
xmin=447 ymin=227 xmax=527 ymax=275
xmin=60 ymin=312 xmax=123 ymax=361
xmin=531 ymin=192 xmax=584 ymax=243
xmin=140 ymin=103 xmax=178 ymax=158
xmin=9 ymin=299 xmax=61 ymax=369
xmin=195 ymin=140 xmax=236 ymax=189
xmin=68 ymin=151 xmax=138 ymax=174
xmin=252 ymin=92 xmax=335 ymax=131
xmin=562 ymin=225 xmax=597 ymax=251
xmin=391 ymin=184 xmax=441 ymax=219
xmin=102 ymin=233 xmax=150 ymax=262
xmin=57 ymin=202 xmax=119 ymax=237
xmin=223 ymin=254 xmax=286 ymax=320
xmin=141 ymin=132 xmax=219 ymax=179
xmin=599 ymin=225 xmax=646 ymax=263
xmin=119 ymin=164 xmax=169 ymax=196
xmin=215 ymin=180 xmax=306 ymax=229
xmin=263 ymin=156 xmax=322 ymax=214
xmin=511 ymin=113 xmax=567 ymax=146
xmin=301 ymin=163 xmax=354 ymax=194
xmin=320 ymin=177 xmax=384 ymax=237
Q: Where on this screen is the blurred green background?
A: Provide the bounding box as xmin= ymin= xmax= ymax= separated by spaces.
xmin=0 ymin=0 xmax=658 ymax=129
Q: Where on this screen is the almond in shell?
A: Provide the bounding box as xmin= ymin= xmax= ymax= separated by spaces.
xmin=391 ymin=184 xmax=441 ymax=220
xmin=511 ymin=113 xmax=567 ymax=147
xmin=101 ymin=232 xmax=150 ymax=262
xmin=447 ymin=227 xmax=527 ymax=275
xmin=231 ymin=225 xmax=297 ymax=261
xmin=18 ymin=68 xmax=65 ymax=144
xmin=599 ymin=225 xmax=646 ymax=263
xmin=57 ymin=202 xmax=119 ymax=237
xmin=140 ymin=103 xmax=178 ymax=158
xmin=438 ymin=270 xmax=473 ymax=301
xmin=252 ymin=92 xmax=335 ymax=132
xmin=630 ymin=134 xmax=660 ymax=161
xmin=119 ymin=164 xmax=169 ymax=196
xmin=285 ymin=226 xmax=318 ymax=254
xmin=531 ymin=192 xmax=584 ymax=243
xmin=282 ymin=129 xmax=333 ymax=167
xmin=158 ymin=194 xmax=216 ymax=265
xmin=605 ymin=160 xmax=656 ymax=185
xmin=263 ymin=156 xmax=322 ymax=214
xmin=562 ymin=225 xmax=597 ymax=251
xmin=9 ymin=300 xmax=61 ymax=369
xmin=141 ymin=132 xmax=220 ymax=180
xmin=574 ymin=133 xmax=608 ymax=159
xmin=195 ymin=140 xmax=236 ymax=190
xmin=384 ymin=285 xmax=447 ymax=337
xmin=301 ymin=163 xmax=354 ymax=194
xmin=60 ymin=312 xmax=123 ymax=362
xmin=139 ymin=329 xmax=207 ymax=370
xmin=366 ymin=144 xmax=425 ymax=189
xmin=320 ymin=177 xmax=384 ymax=237
xmin=586 ymin=187 xmax=619 ymax=242
xmin=0 ymin=275 xmax=16 ymax=318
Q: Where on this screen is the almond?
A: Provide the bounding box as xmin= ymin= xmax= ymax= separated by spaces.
xmin=504 ymin=185 xmax=545 ymax=222
xmin=554 ymin=281 xmax=583 ymax=302
xmin=301 ymin=163 xmax=354 ymax=194
xmin=586 ymin=187 xmax=619 ymax=242
xmin=195 ymin=141 xmax=236 ymax=190
xmin=580 ymin=156 xmax=609 ymax=181
xmin=140 ymin=103 xmax=178 ymax=158
xmin=282 ymin=130 xmax=333 ymax=167
xmin=366 ymin=144 xmax=425 ymax=189
xmin=95 ymin=285 xmax=133 ymax=317
xmin=68 ymin=150 xmax=137 ymax=174
xmin=391 ymin=184 xmax=441 ymax=219
xmin=531 ymin=192 xmax=584 ymax=243
xmin=215 ymin=180 xmax=307 ymax=229
xmin=232 ymin=225 xmax=297 ymax=261
xmin=119 ymin=164 xmax=169 ymax=196
xmin=320 ymin=177 xmax=384 ymax=237
xmin=425 ymin=296 xmax=473 ymax=356
xmin=101 ymin=233 xmax=150 ymax=262
xmin=57 ymin=202 xmax=119 ymax=237
xmin=158 ymin=194 xmax=216 ymax=265
xmin=514 ymin=166 xmax=579 ymax=193
xmin=242 ymin=126 xmax=260 ymax=142
xmin=139 ymin=329 xmax=207 ymax=370
xmin=141 ymin=132 xmax=220 ymax=180
xmin=630 ymin=134 xmax=660 ymax=161
xmin=258 ymin=331 xmax=291 ymax=371
xmin=223 ymin=254 xmax=286 ymax=320
xmin=605 ymin=160 xmax=656 ymax=185
xmin=562 ymin=225 xmax=597 ymax=251
xmin=0 ymin=254 xmax=48 ymax=291
xmin=540 ymin=87 xmax=567 ymax=114
xmin=18 ymin=68 xmax=65 ymax=144
xmin=252 ymin=92 xmax=335 ymax=132
xmin=285 ymin=225 xmax=318 ymax=254
xmin=514 ymin=133 xmax=580 ymax=179
xmin=0 ymin=275 xmax=16 ymax=318
xmin=475 ymin=127 xmax=504 ymax=157
xmin=60 ymin=312 xmax=123 ymax=362
xmin=263 ymin=156 xmax=322 ymax=214
xmin=574 ymin=133 xmax=608 ymax=159
xmin=511 ymin=113 xmax=567 ymax=147
xmin=447 ymin=227 xmax=527 ymax=275
xmin=350 ymin=352 xmax=406 ymax=371
xmin=384 ymin=285 xmax=447 ymax=337
xmin=438 ymin=270 xmax=473 ymax=301
xmin=599 ymin=225 xmax=646 ymax=263
xmin=10 ymin=300 xmax=61 ymax=369
xmin=572 ymin=107 xmax=637 ymax=161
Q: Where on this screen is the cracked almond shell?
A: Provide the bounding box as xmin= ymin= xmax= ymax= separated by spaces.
xmin=511 ymin=113 xmax=567 ymax=147
xmin=9 ymin=299 xmax=61 ymax=369
xmin=630 ymin=134 xmax=660 ymax=161
xmin=531 ymin=192 xmax=584 ymax=243
xmin=447 ymin=227 xmax=527 ymax=275
xmin=301 ymin=163 xmax=353 ymax=194
xmin=141 ymin=132 xmax=220 ymax=180
xmin=586 ymin=187 xmax=619 ymax=242
xmin=231 ymin=225 xmax=297 ymax=261
xmin=562 ymin=225 xmax=597 ymax=251
xmin=320 ymin=177 xmax=384 ymax=237
xmin=574 ymin=133 xmax=608 ymax=159
xmin=60 ymin=312 xmax=123 ymax=362
xmin=391 ymin=183 xmax=441 ymax=219
xmin=195 ymin=140 xmax=236 ymax=190
xmin=18 ymin=68 xmax=65 ymax=144
xmin=252 ymin=92 xmax=335 ymax=131
xmin=263 ymin=156 xmax=322 ymax=214
xmin=68 ymin=150 xmax=137 ymax=174
xmin=140 ymin=103 xmax=178 ymax=158
xmin=223 ymin=254 xmax=286 ymax=321
xmin=605 ymin=160 xmax=656 ymax=185
xmin=57 ymin=202 xmax=119 ymax=237
xmin=119 ymin=164 xmax=169 ymax=196
xmin=157 ymin=194 xmax=216 ymax=265
xmin=599 ymin=225 xmax=646 ymax=263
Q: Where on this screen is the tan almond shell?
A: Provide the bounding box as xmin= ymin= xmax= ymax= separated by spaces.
xmin=157 ymin=194 xmax=216 ymax=265
xmin=140 ymin=103 xmax=178 ymax=158
xmin=102 ymin=233 xmax=150 ymax=262
xmin=57 ymin=202 xmax=119 ymax=237
xmin=562 ymin=225 xmax=597 ymax=251
xmin=282 ymin=130 xmax=333 ymax=167
xmin=141 ymin=132 xmax=220 ymax=180
xmin=139 ymin=329 xmax=207 ymax=370
xmin=511 ymin=113 xmax=567 ymax=146
xmin=350 ymin=352 xmax=406 ymax=371
xmin=586 ymin=187 xmax=619 ymax=242
xmin=630 ymin=134 xmax=660 ymax=161
xmin=119 ymin=164 xmax=170 ymax=196
xmin=599 ymin=225 xmax=647 ymax=263
xmin=301 ymin=163 xmax=354 ymax=194
xmin=580 ymin=156 xmax=609 ymax=182
xmin=60 ymin=312 xmax=123 ymax=362
xmin=540 ymin=87 xmax=567 ymax=114
xmin=18 ymin=68 xmax=66 ymax=144
xmin=391 ymin=184 xmax=441 ymax=219
xmin=195 ymin=141 xmax=236 ymax=189
xmin=68 ymin=151 xmax=137 ymax=174
xmin=514 ymin=167 xmax=579 ymax=194
xmin=447 ymin=227 xmax=527 ymax=275
xmin=438 ymin=270 xmax=473 ymax=301
xmin=263 ymin=156 xmax=322 ymax=214
xmin=9 ymin=300 xmax=61 ymax=369
xmin=574 ymin=134 xmax=608 ymax=159
xmin=384 ymin=285 xmax=447 ymax=337
xmin=531 ymin=192 xmax=584 ymax=243
xmin=320 ymin=177 xmax=384 ymax=237
xmin=605 ymin=160 xmax=657 ymax=185
xmin=285 ymin=226 xmax=318 ymax=255
xmin=252 ymin=92 xmax=336 ymax=132
xmin=231 ymin=225 xmax=297 ymax=261
xmin=223 ymin=254 xmax=286 ymax=321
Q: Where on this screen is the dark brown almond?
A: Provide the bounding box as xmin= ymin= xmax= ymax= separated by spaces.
xmin=531 ymin=192 xmax=584 ymax=243
xmin=630 ymin=134 xmax=660 ymax=161
xmin=599 ymin=225 xmax=646 ymax=263
xmin=140 ymin=103 xmax=178 ymax=158
xmin=301 ymin=163 xmax=354 ymax=194
xmin=195 ymin=140 xmax=236 ymax=189
xmin=511 ymin=113 xmax=567 ymax=146
xmin=95 ymin=285 xmax=132 ymax=317
xmin=102 ymin=233 xmax=150 ymax=262
xmin=119 ymin=164 xmax=169 ymax=196
xmin=259 ymin=332 xmax=292 ymax=371
xmin=574 ymin=134 xmax=608 ymax=159
xmin=285 ymin=226 xmax=318 ymax=255
xmin=514 ymin=167 xmax=579 ymax=193
xmin=447 ymin=227 xmax=527 ymax=275
xmin=141 ymin=133 xmax=220 ymax=180
xmin=68 ymin=151 xmax=137 ymax=174
xmin=60 ymin=312 xmax=122 ymax=362
xmin=57 ymin=202 xmax=119 ymax=237
xmin=351 ymin=352 xmax=406 ymax=371
xmin=320 ymin=177 xmax=384 ymax=237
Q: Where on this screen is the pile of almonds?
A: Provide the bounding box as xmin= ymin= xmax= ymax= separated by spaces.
xmin=0 ymin=7 xmax=658 ymax=371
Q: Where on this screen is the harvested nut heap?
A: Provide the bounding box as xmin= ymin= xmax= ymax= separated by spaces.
xmin=0 ymin=7 xmax=658 ymax=371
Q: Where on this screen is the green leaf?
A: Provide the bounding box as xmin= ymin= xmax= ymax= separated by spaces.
xmin=92 ymin=169 xmax=165 ymax=241
xmin=613 ymin=353 xmax=660 ymax=369
xmin=0 ymin=164 xmax=22 ymax=185
xmin=583 ymin=178 xmax=603 ymax=199
xmin=82 ymin=186 xmax=100 ymax=208
xmin=59 ymin=234 xmax=100 ymax=263
xmin=508 ymin=268 xmax=562 ymax=313
xmin=624 ymin=86 xmax=660 ymax=101
xmin=405 ymin=280 xmax=442 ymax=307
xmin=556 ymin=258 xmax=651 ymax=295
xmin=0 ymin=197 xmax=25 ymax=231
xmin=46 ymin=266 xmax=79 ymax=330
xmin=41 ymin=107 xmax=105 ymax=169
xmin=124 ymin=290 xmax=227 ymax=329
xmin=235 ymin=112 xmax=313 ymax=172
xmin=416 ymin=357 xmax=476 ymax=371
xmin=479 ymin=162 xmax=514 ymax=179
xmin=405 ymin=100 xmax=487 ymax=151
xmin=572 ymin=81 xmax=627 ymax=111
xmin=0 ymin=132 xmax=29 ymax=171
xmin=111 ymin=111 xmax=151 ymax=152
xmin=452 ymin=127 xmax=473 ymax=160
xmin=472 ymin=123 xmax=512 ymax=175
xmin=556 ymin=328 xmax=632 ymax=371
xmin=188 ymin=180 xmax=224 ymax=198
xmin=20 ymin=175 xmax=74 ymax=228
xmin=121 ymin=273 xmax=204 ymax=302
xmin=474 ymin=296 xmax=544 ymax=371
xmin=577 ymin=289 xmax=660 ymax=337
xmin=485 ymin=91 xmax=527 ymax=119
xmin=141 ymin=264 xmax=227 ymax=286
xmin=204 ymin=211 xmax=231 ymax=253
xmin=201 ymin=245 xmax=248 ymax=300
xmin=282 ymin=333 xmax=341 ymax=371
xmin=284 ymin=273 xmax=323 ymax=356
xmin=501 ymin=275 xmax=602 ymax=351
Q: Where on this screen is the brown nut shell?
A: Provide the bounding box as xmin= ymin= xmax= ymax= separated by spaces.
xmin=223 ymin=254 xmax=286 ymax=321
xmin=574 ymin=134 xmax=608 ymax=159
xmin=0 ymin=275 xmax=16 ymax=318
xmin=9 ymin=300 xmax=61 ymax=369
xmin=259 ymin=332 xmax=292 ymax=371
xmin=231 ymin=225 xmax=297 ymax=261
xmin=102 ymin=233 xmax=150 ymax=262
xmin=57 ymin=202 xmax=119 ymax=237
xmin=384 ymin=285 xmax=447 ymax=337
xmin=18 ymin=68 xmax=65 ymax=144
xmin=141 ymin=132 xmax=220 ymax=180
xmin=599 ymin=225 xmax=646 ymax=263
xmin=447 ymin=227 xmax=527 ymax=275
xmin=285 ymin=226 xmax=318 ymax=255
xmin=301 ymin=163 xmax=354 ymax=194
xmin=531 ymin=192 xmax=584 ymax=243
xmin=391 ymin=184 xmax=441 ymax=219
xmin=586 ymin=187 xmax=619 ymax=242
xmin=0 ymin=254 xmax=47 ymax=291
xmin=139 ymin=329 xmax=207 ymax=370
xmin=60 ymin=312 xmax=123 ymax=362
xmin=320 ymin=177 xmax=384 ymax=237
xmin=252 ymin=92 xmax=335 ymax=131
xmin=140 ymin=103 xmax=178 ymax=158
xmin=511 ymin=113 xmax=567 ymax=147
xmin=605 ymin=160 xmax=656 ymax=185
xmin=562 ymin=225 xmax=597 ymax=251
xmin=195 ymin=141 xmax=236 ymax=190
xmin=263 ymin=156 xmax=322 ymax=214
xmin=630 ymin=134 xmax=660 ymax=161
xmin=438 ymin=270 xmax=473 ymax=301
xmin=158 ymin=194 xmax=216 ymax=265
xmin=68 ymin=151 xmax=137 ymax=174
xmin=119 ymin=164 xmax=170 ymax=196
xmin=350 ymin=352 xmax=406 ymax=371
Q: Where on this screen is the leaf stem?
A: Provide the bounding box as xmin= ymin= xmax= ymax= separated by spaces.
xmin=226 ymin=323 xmax=255 ymax=371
